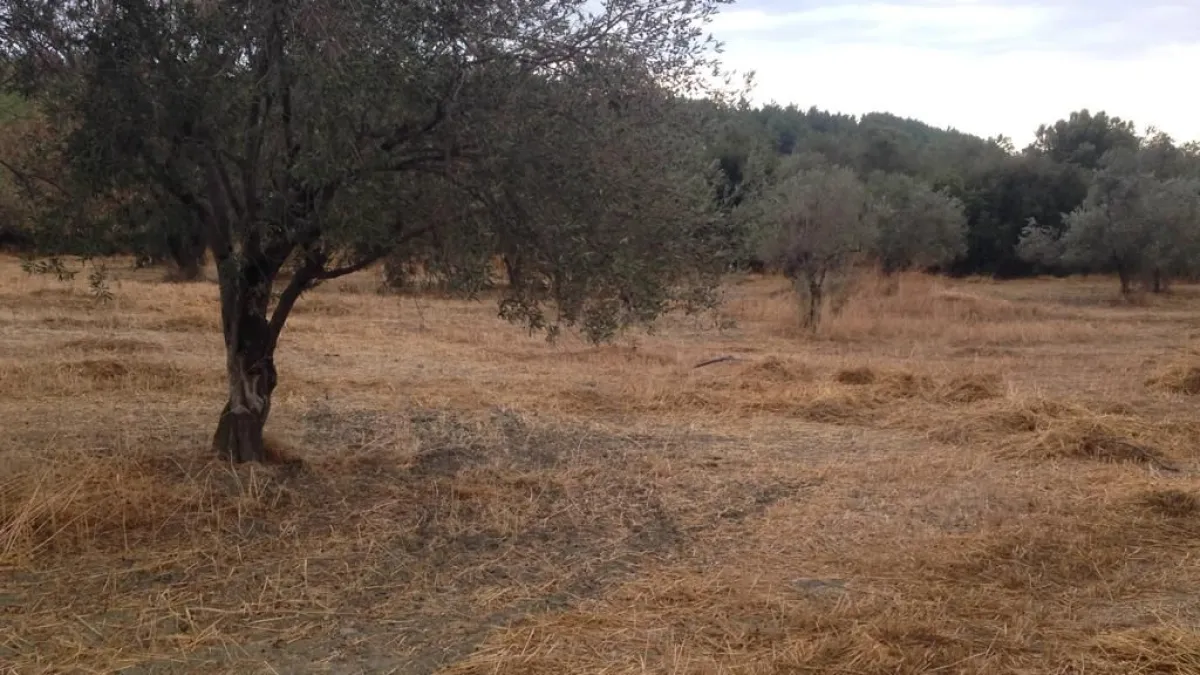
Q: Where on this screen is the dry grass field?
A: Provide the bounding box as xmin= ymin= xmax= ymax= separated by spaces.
xmin=3 ymin=254 xmax=1200 ymax=674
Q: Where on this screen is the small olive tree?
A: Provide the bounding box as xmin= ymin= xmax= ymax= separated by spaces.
xmin=756 ymin=165 xmax=874 ymax=329
xmin=4 ymin=0 xmax=735 ymax=462
xmin=867 ymin=172 xmax=967 ymax=275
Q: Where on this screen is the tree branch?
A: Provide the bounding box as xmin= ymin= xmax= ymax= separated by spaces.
xmin=361 ymin=145 xmax=474 ymax=177
xmin=243 ymin=0 xmax=289 ymax=225
xmin=376 ymin=101 xmax=446 ymax=154
xmin=266 ymin=201 xmax=436 ymax=345
xmin=315 ymin=222 xmax=438 ymax=281
xmin=267 ymin=248 xmax=325 ymax=351
xmin=204 ymin=147 xmax=245 ymax=220
xmin=314 ymin=253 xmax=385 ymax=281
xmin=201 ymin=162 xmax=236 ymax=267
xmin=0 ymin=157 xmax=68 ymax=196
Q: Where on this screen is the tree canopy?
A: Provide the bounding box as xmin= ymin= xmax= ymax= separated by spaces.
xmin=1020 ymin=146 xmax=1200 ymax=293
xmin=754 ymin=163 xmax=874 ymax=329
xmin=1030 ymin=109 xmax=1139 ymax=170
xmin=866 ymin=171 xmax=966 ymax=275
xmin=692 ymin=102 xmax=1199 ymax=281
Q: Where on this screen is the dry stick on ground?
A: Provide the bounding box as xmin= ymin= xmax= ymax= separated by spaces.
xmin=693 ymin=355 xmax=739 ymax=369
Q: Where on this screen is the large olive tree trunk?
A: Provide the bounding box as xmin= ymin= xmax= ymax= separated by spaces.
xmin=213 ymin=307 xmax=278 ymax=462
xmin=208 ymin=244 xmax=328 ymax=462
xmin=212 ymin=262 xmax=281 ymax=462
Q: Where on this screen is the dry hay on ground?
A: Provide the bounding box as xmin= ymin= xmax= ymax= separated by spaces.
xmin=1147 ymin=362 xmax=1200 ymax=395
xmin=59 ymin=336 xmax=162 ymax=354
xmin=0 ymin=357 xmax=216 ymax=398
xmin=1140 ymin=488 xmax=1200 ymax=517
xmin=740 ymin=355 xmax=813 ymax=383
xmin=834 ymin=365 xmax=878 ymax=384
xmin=3 ymin=258 xmax=1200 ymax=673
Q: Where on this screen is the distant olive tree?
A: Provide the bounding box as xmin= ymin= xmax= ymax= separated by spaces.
xmin=1019 ymin=148 xmax=1200 ymax=294
xmin=5 ymin=0 xmax=736 ymax=462
xmin=867 ymin=172 xmax=967 ymax=275
xmin=1139 ymin=177 xmax=1200 ymax=291
xmin=756 ymin=165 xmax=874 ymax=329
xmin=1138 ymin=128 xmax=1188 ymax=180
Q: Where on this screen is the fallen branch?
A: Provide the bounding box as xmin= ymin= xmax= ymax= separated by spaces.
xmin=693 ymin=355 xmax=738 ymax=369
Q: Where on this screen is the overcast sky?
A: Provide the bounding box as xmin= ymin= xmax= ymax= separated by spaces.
xmin=706 ymin=0 xmax=1200 ymax=145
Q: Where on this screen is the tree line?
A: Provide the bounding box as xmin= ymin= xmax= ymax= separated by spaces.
xmin=8 ymin=78 xmax=1197 ymax=298
xmin=699 ymin=103 xmax=1200 ymax=288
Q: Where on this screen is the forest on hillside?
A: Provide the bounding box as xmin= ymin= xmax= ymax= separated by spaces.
xmin=699 ymin=103 xmax=1200 ymax=282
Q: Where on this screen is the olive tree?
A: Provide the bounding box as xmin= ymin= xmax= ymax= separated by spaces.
xmin=3 ymin=0 xmax=734 ymax=462
xmin=867 ymin=172 xmax=967 ymax=275
xmin=1019 ymin=149 xmax=1200 ymax=293
xmin=756 ymin=165 xmax=874 ymax=329
xmin=1139 ymin=177 xmax=1200 ymax=291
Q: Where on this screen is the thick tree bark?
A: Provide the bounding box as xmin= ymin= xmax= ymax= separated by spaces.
xmin=210 ymin=246 xmax=328 ymax=463
xmin=502 ymin=254 xmax=522 ymax=288
xmin=212 ymin=249 xmax=281 ymax=463
xmin=213 ymin=308 xmax=278 ymax=462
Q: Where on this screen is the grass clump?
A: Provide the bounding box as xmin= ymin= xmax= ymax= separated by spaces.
xmin=936 ymin=373 xmax=1004 ymax=404
xmin=1140 ymin=489 xmax=1200 ymax=518
xmin=1007 ymin=415 xmax=1179 ymax=471
xmin=1146 ymin=364 xmax=1200 ymax=395
xmin=743 ymin=356 xmax=813 ymax=383
xmin=834 ymin=366 xmax=877 ymax=385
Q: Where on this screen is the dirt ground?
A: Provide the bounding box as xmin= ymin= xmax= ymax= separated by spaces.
xmin=2 ymin=256 xmax=1200 ymax=674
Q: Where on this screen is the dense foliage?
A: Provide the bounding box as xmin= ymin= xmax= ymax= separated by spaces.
xmin=1019 ymin=147 xmax=1200 ymax=293
xmin=700 ymin=103 xmax=1200 ymax=279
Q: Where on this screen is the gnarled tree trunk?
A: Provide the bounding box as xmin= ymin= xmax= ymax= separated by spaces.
xmin=213 ymin=273 xmax=279 ymax=462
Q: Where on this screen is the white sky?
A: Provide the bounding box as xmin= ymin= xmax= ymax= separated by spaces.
xmin=706 ymin=0 xmax=1200 ymax=146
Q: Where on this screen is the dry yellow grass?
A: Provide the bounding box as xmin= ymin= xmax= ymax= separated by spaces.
xmin=2 ymin=258 xmax=1200 ymax=673
xmin=1147 ymin=363 xmax=1200 ymax=395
